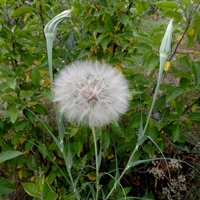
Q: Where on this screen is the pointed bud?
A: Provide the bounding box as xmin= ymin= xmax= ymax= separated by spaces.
xmin=44 ymin=10 xmax=71 ymax=38
xmin=159 ymin=19 xmax=173 ymax=57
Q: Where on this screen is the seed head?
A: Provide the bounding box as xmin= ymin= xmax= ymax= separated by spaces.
xmin=53 ymin=60 xmax=130 ymax=127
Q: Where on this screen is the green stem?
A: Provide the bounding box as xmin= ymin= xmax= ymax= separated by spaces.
xmin=91 ymin=126 xmax=99 ymax=200
xmin=62 ymin=142 xmax=80 ymax=200
xmin=105 ymin=144 xmax=138 ymax=200
xmin=140 ymin=54 xmax=167 ymax=139
xmin=105 ymin=54 xmax=168 ymax=200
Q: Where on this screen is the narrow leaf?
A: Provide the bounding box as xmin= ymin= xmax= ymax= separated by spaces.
xmin=188 ymin=113 xmax=200 ymax=122
xmin=12 ymin=6 xmax=34 ymax=18
xmin=155 ymin=1 xmax=179 ymax=9
xmin=0 ymin=64 xmax=12 ymax=75
xmin=193 ymin=62 xmax=200 ymax=86
xmin=0 ymin=150 xmax=23 ymax=163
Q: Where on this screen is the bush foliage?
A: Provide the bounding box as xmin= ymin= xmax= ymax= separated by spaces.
xmin=0 ymin=0 xmax=200 ymax=199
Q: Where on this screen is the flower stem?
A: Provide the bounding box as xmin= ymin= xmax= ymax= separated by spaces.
xmin=140 ymin=54 xmax=167 ymax=140
xmin=62 ymin=142 xmax=80 ymax=200
xmin=91 ymin=126 xmax=99 ymax=200
xmin=106 ymin=55 xmax=167 ymax=199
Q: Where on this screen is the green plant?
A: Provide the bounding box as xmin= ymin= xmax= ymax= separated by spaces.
xmin=0 ymin=0 xmax=200 ymax=199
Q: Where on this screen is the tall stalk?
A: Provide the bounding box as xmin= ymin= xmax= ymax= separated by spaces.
xmin=91 ymin=126 xmax=100 ymax=200
xmin=44 ymin=10 xmax=80 ymax=200
xmin=106 ymin=20 xmax=173 ymax=200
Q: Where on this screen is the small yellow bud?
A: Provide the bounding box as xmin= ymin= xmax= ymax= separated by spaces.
xmin=164 ymin=61 xmax=170 ymax=71
xmin=115 ymin=65 xmax=122 ymax=73
xmin=87 ymin=173 xmax=96 ymax=181
xmin=30 ymin=176 xmax=35 ymax=182
xmin=18 ymin=170 xmax=23 ymax=179
xmin=176 ymin=35 xmax=183 ymax=41
xmin=188 ymin=29 xmax=195 ymax=36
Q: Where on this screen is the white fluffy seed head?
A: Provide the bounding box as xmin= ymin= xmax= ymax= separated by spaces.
xmin=53 ymin=60 xmax=130 ymax=128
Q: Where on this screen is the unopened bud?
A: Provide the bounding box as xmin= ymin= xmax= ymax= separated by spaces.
xmin=159 ymin=19 xmax=173 ymax=57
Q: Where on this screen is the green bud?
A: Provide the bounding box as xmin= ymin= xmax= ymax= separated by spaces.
xmin=159 ymin=19 xmax=173 ymax=57
xmin=44 ymin=10 xmax=71 ymax=38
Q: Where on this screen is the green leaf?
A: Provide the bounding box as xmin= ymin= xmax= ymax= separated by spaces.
xmin=192 ymin=61 xmax=200 ymax=86
xmin=0 ymin=178 xmax=15 ymax=195
xmin=188 ymin=113 xmax=200 ymax=122
xmin=172 ymin=124 xmax=182 ymax=143
xmin=173 ymin=72 xmax=191 ymax=80
xmin=0 ymin=64 xmax=12 ymax=75
xmin=135 ymin=1 xmax=148 ymax=14
xmin=0 ymin=0 xmax=7 ymax=5
xmin=100 ymin=130 xmax=110 ymax=151
xmin=66 ymin=141 xmax=73 ymax=168
xmin=146 ymin=126 xmax=159 ymax=141
xmin=73 ymin=141 xmax=82 ymax=157
xmin=96 ymin=33 xmax=109 ymax=46
xmin=6 ymin=77 xmax=17 ymax=89
xmin=38 ymin=143 xmax=48 ymax=159
xmin=179 ymin=77 xmax=191 ymax=87
xmin=70 ymin=128 xmax=78 ymax=137
xmin=23 ymin=108 xmax=36 ymax=124
xmin=0 ymin=150 xmax=23 ymax=163
xmin=46 ymin=171 xmax=57 ymax=185
xmin=110 ymin=123 xmax=125 ymax=138
xmin=104 ymin=15 xmax=114 ymax=32
xmin=156 ymin=140 xmax=165 ymax=152
xmin=154 ymin=95 xmax=166 ymax=110
xmin=12 ymin=6 xmax=34 ymax=18
xmin=41 ymin=88 xmax=52 ymax=100
xmin=166 ymin=87 xmax=185 ymax=103
xmin=20 ymin=90 xmax=32 ymax=98
xmin=132 ymin=73 xmax=152 ymax=86
xmin=179 ymin=56 xmax=190 ymax=70
xmin=197 ymin=29 xmax=200 ymax=45
xmin=95 ymin=26 xmax=107 ymax=33
xmin=15 ymin=120 xmax=30 ymax=131
xmin=125 ymin=126 xmax=136 ymax=140
xmin=43 ymin=180 xmax=58 ymax=200
xmin=1 ymin=94 xmax=16 ymax=103
xmin=143 ymin=144 xmax=154 ymax=155
xmin=30 ymin=69 xmax=41 ymax=86
xmin=164 ymin=11 xmax=182 ymax=21
xmin=74 ymin=49 xmax=89 ymax=60
xmin=21 ymin=182 xmax=39 ymax=198
xmin=134 ymin=32 xmax=154 ymax=46
xmin=130 ymin=158 xmax=164 ymax=168
xmin=35 ymin=104 xmax=48 ymax=115
xmin=26 ymin=156 xmax=39 ymax=171
xmin=180 ymin=0 xmax=190 ymax=5
xmin=176 ymin=100 xmax=185 ymax=115
xmin=100 ymin=37 xmax=111 ymax=50
xmin=155 ymin=1 xmax=179 ymax=9
xmin=9 ymin=107 xmax=19 ymax=123
xmin=145 ymin=53 xmax=159 ymax=73
xmin=118 ymin=13 xmax=129 ymax=26
xmin=11 ymin=131 xmax=23 ymax=144
xmin=25 ymin=140 xmax=35 ymax=150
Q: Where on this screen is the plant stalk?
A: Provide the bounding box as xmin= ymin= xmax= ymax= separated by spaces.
xmin=91 ymin=126 xmax=99 ymax=200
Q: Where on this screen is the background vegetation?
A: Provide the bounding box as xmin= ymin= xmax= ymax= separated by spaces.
xmin=0 ymin=0 xmax=200 ymax=199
